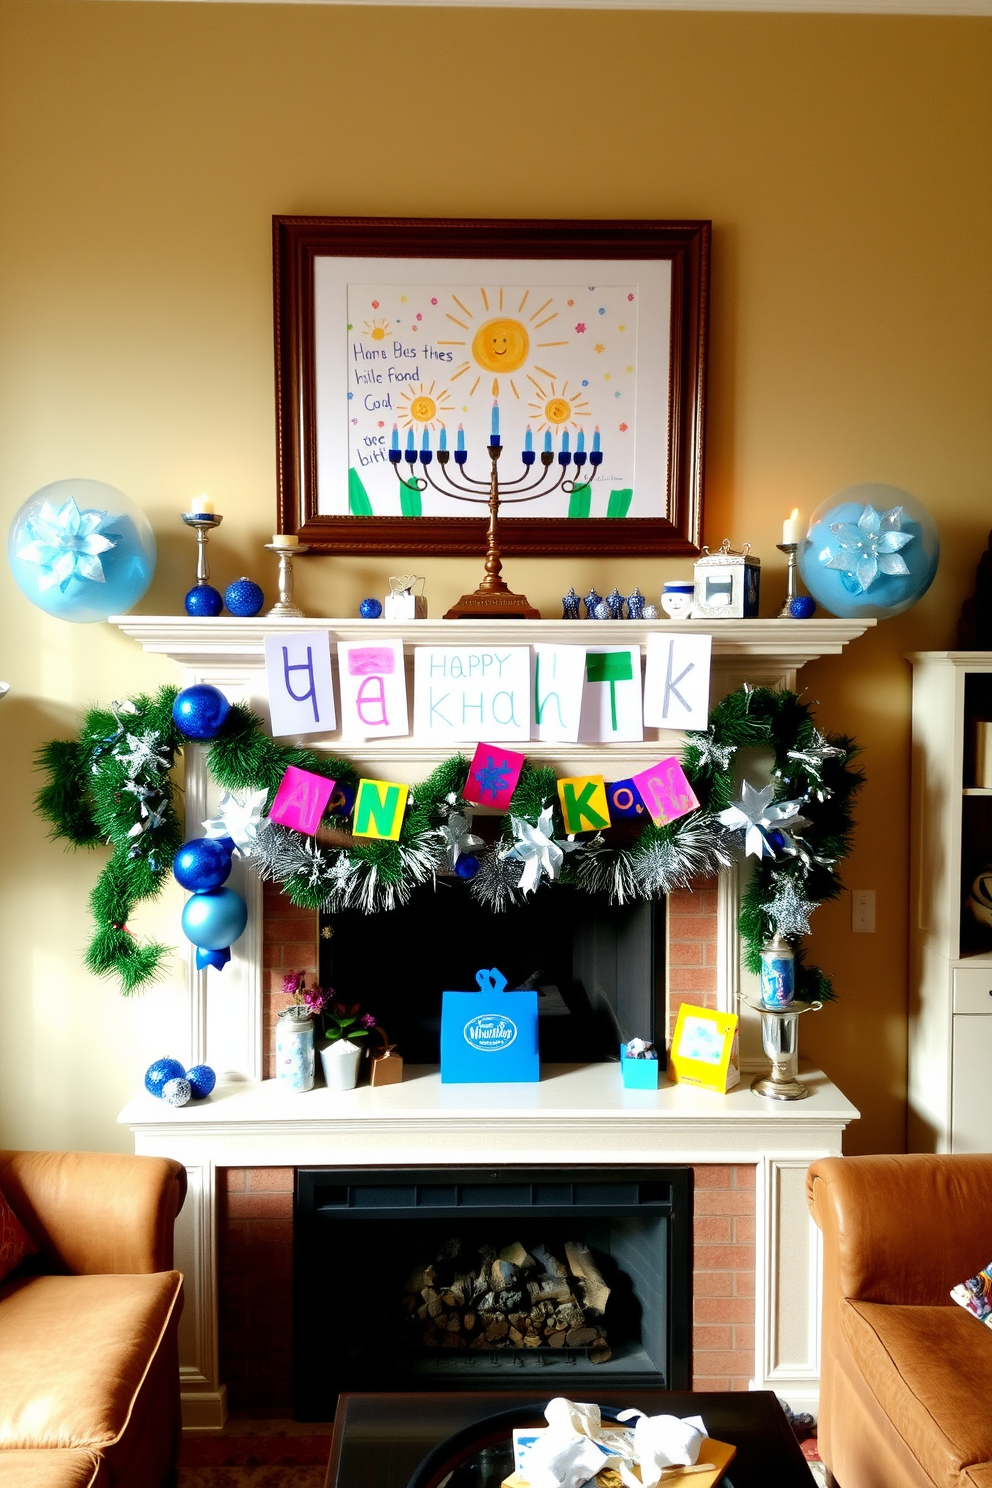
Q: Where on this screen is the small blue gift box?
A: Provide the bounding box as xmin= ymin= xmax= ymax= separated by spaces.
xmin=441 ymin=967 xmax=539 ymax=1084
xmin=620 ymin=1044 xmax=661 ymax=1089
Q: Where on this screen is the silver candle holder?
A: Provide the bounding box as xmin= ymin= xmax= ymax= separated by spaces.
xmin=181 ymin=510 xmax=223 ymax=587
xmin=744 ymin=996 xmax=822 ymax=1101
xmin=264 ymin=542 xmax=310 ymax=618
xmin=776 ymin=542 xmax=799 ymax=618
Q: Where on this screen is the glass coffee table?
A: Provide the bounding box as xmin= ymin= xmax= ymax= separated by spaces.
xmin=325 ymin=1391 xmax=816 ymax=1488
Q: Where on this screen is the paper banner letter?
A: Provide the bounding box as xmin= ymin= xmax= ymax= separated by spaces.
xmin=353 ymin=778 xmax=407 ymax=841
xmin=337 ymin=638 xmax=408 ymax=740
xmin=632 ymin=757 xmax=700 ymax=827
xmin=643 ymin=632 xmax=713 ymax=730
xmin=268 ymin=765 xmax=335 ymax=836
xmin=532 ymin=644 xmax=585 ymax=743
xmin=413 ymin=646 xmax=530 ymax=744
xmin=557 ymin=774 xmax=610 ymax=834
xmin=462 ymin=744 xmax=526 ymax=810
xmin=264 ymin=631 xmax=336 ymax=738
xmin=607 ymin=778 xmax=647 ymax=822
xmin=579 ymin=646 xmax=643 ymax=743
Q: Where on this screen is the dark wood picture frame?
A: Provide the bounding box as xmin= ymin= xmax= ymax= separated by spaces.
xmin=274 ymin=216 xmax=710 ymax=557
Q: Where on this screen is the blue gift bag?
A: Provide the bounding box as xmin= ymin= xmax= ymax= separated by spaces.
xmin=440 ymin=968 xmax=539 ymax=1084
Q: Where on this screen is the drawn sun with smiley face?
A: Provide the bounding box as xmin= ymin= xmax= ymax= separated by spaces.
xmin=438 ymin=288 xmax=570 ymax=404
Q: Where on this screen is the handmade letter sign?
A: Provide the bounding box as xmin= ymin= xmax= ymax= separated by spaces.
xmin=441 ymin=967 xmax=539 ymax=1084
xmin=557 ymin=775 xmax=610 ymax=835
xmin=463 ymin=743 xmax=525 ymax=810
xmin=268 ymin=766 xmax=335 ymax=836
xmin=532 ymin=644 xmax=585 ymax=743
xmin=643 ymin=633 xmax=713 ymax=730
xmin=579 ymin=646 xmax=643 ymax=743
xmin=632 ymin=757 xmax=700 ymax=826
xmin=337 ymin=639 xmax=408 ymax=739
xmin=413 ymin=646 xmax=530 ymax=744
xmin=353 ymin=778 xmax=407 ymax=841
xmin=607 ymin=778 xmax=647 ymax=822
xmin=264 ymin=631 xmax=336 ymax=738
xmin=669 ymin=1004 xmax=740 ymax=1092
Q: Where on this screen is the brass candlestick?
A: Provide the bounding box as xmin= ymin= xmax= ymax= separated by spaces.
xmin=776 ymin=542 xmax=799 ymax=617
xmin=264 ymin=543 xmax=310 ymax=618
xmin=390 ymin=433 xmax=602 ymax=620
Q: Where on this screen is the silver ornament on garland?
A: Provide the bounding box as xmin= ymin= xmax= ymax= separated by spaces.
xmin=765 ymin=876 xmax=820 ymax=938
xmin=469 ymin=849 xmax=525 ymax=913
xmin=202 ymin=788 xmax=268 ymax=852
xmin=502 ymin=806 xmax=577 ymax=894
xmin=434 ymin=810 xmax=483 ymax=871
xmin=688 ymin=726 xmax=738 ymax=772
xmin=717 ymin=781 xmax=806 ymax=859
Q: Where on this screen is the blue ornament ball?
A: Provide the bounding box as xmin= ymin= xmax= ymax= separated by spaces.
xmin=789 ymin=594 xmax=817 ymax=619
xmin=173 ymin=837 xmax=232 ymax=892
xmin=185 ymin=583 xmax=223 ymax=617
xmin=196 ymin=946 xmax=231 ymax=972
xmin=455 ymin=854 xmax=480 ymax=880
xmin=797 ymin=484 xmax=939 ymax=620
xmin=181 ymin=887 xmax=248 ymax=950
xmin=224 ymin=577 xmax=264 ymax=617
xmin=7 ymin=478 xmax=156 ymax=624
xmin=145 ymin=1056 xmax=186 ymax=1099
xmin=172 ymin=684 xmax=231 ymax=740
xmin=162 ymin=1077 xmax=192 ymax=1108
xmin=359 ymin=597 xmax=383 ymax=619
xmin=186 ymin=1064 xmax=216 ymax=1100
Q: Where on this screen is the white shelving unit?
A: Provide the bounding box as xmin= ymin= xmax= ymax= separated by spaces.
xmin=909 ymin=652 xmax=992 ymax=1153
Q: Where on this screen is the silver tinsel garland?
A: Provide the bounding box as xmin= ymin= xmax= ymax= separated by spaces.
xmin=571 ymin=836 xmax=637 ymax=903
xmin=629 ymin=816 xmax=735 ymax=897
xmin=470 ymin=848 xmax=525 ymax=913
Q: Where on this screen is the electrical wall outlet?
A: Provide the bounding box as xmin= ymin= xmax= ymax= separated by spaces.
xmin=852 ymin=889 xmax=876 ymax=933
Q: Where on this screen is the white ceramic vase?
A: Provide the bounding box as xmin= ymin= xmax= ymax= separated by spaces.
xmin=320 ymin=1039 xmax=362 ymax=1091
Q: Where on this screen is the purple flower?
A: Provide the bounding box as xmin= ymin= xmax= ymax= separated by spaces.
xmin=302 ymin=986 xmax=332 ymax=1017
xmin=282 ymin=970 xmax=306 ymax=997
xmin=360 ymin=1012 xmax=377 ymax=1030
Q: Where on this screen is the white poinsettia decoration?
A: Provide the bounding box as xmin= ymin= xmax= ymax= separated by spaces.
xmin=16 ymin=497 xmax=119 ymax=592
xmin=823 ymin=503 xmax=914 ymax=593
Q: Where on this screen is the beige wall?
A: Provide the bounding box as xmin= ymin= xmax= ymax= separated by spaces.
xmin=0 ymin=0 xmax=989 ymax=1155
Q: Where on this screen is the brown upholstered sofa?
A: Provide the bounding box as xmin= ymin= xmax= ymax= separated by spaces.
xmin=808 ymin=1153 xmax=992 ymax=1488
xmin=0 ymin=1150 xmax=186 ymax=1488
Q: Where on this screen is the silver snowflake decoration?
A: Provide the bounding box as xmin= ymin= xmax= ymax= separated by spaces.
xmin=15 ymin=497 xmax=119 ymax=592
xmin=823 ymin=504 xmax=913 ymax=594
xmin=203 ymin=789 xmax=268 ymax=853
xmin=718 ymin=782 xmax=805 ymax=859
xmin=766 ymin=876 xmax=820 ymax=938
xmin=785 ymin=729 xmax=846 ymax=780
xmin=114 ymin=729 xmax=170 ymax=779
xmin=434 ymin=811 xmax=483 ymax=870
xmin=687 ymin=726 xmax=737 ymax=772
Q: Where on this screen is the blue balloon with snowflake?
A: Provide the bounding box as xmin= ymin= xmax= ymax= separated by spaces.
xmin=7 ymin=479 xmax=156 ymax=623
xmin=797 ymin=484 xmax=939 ymax=620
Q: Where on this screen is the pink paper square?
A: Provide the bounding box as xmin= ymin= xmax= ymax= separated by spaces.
xmin=631 ymin=757 xmax=700 ymax=827
xmin=462 ymin=744 xmax=526 ymax=810
xmin=268 ymin=765 xmax=335 ymax=836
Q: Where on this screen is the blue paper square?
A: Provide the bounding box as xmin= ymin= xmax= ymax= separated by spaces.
xmin=441 ymin=968 xmax=539 ymax=1084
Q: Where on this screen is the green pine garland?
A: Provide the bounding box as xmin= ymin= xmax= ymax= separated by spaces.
xmin=36 ymin=682 xmax=862 ymax=1000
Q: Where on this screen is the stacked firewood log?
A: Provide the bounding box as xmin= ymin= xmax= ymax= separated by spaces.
xmin=402 ymin=1237 xmax=612 ymax=1363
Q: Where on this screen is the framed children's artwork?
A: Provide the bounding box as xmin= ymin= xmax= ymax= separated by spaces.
xmin=273 ymin=216 xmax=710 ymax=557
xmin=669 ymin=1004 xmax=740 ymax=1093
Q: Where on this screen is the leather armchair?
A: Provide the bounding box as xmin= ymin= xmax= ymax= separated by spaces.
xmin=0 ymin=1150 xmax=186 ymax=1488
xmin=808 ymin=1153 xmax=992 ymax=1488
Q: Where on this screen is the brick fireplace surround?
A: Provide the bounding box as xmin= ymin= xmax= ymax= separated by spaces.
xmin=114 ymin=613 xmax=866 ymax=1431
xmin=229 ymin=882 xmax=746 ymax=1410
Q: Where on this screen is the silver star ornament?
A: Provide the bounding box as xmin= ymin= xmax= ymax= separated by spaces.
xmin=502 ymin=806 xmax=577 ymax=895
xmin=718 ymin=781 xmax=805 ymax=859
xmin=203 ymin=789 xmax=269 ymax=853
xmin=766 ymin=877 xmax=820 ymax=938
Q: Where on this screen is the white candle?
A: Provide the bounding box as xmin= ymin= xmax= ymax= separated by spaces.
xmin=782 ymin=508 xmax=803 ymax=544
xmin=188 ymin=495 xmax=214 ymax=515
xmin=271 ymin=533 xmax=299 ymax=549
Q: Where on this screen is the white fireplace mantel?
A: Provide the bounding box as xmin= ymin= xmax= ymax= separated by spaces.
xmin=112 ymin=614 xmax=870 ymax=1433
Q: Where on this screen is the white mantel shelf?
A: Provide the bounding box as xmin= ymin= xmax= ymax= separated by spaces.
xmin=120 ymin=1063 xmax=858 ymax=1165
xmin=113 ymin=614 xmax=873 ymax=677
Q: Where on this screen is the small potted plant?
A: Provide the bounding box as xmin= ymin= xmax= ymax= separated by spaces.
xmin=320 ymin=1000 xmax=376 ymax=1092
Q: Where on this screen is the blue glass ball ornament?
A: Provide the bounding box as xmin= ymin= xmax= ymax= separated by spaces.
xmin=7 ymin=478 xmax=156 ymax=623
xmin=144 ymin=1056 xmax=187 ymax=1099
xmin=161 ymin=1077 xmax=192 ymax=1108
xmin=185 ymin=1064 xmax=216 ymax=1100
xmin=185 ymin=583 xmax=223 ymax=617
xmin=172 ymin=684 xmax=231 ymax=740
xmin=224 ymin=577 xmax=264 ymax=617
xmin=455 ymin=854 xmax=480 ymax=880
xmin=359 ymin=597 xmax=383 ymax=619
xmin=789 ymin=595 xmax=817 ymax=619
xmin=181 ymin=887 xmax=248 ymax=950
xmin=173 ymin=837 xmax=232 ymax=893
xmin=797 ymin=484 xmax=939 ymax=620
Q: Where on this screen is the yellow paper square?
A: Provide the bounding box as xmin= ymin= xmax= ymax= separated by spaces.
xmin=353 ymin=778 xmax=407 ymax=840
xmin=556 ymin=774 xmax=610 ymax=834
xmin=669 ymin=1004 xmax=740 ymax=1093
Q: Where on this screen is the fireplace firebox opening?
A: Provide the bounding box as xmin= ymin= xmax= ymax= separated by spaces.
xmin=293 ymin=1166 xmax=691 ymax=1420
